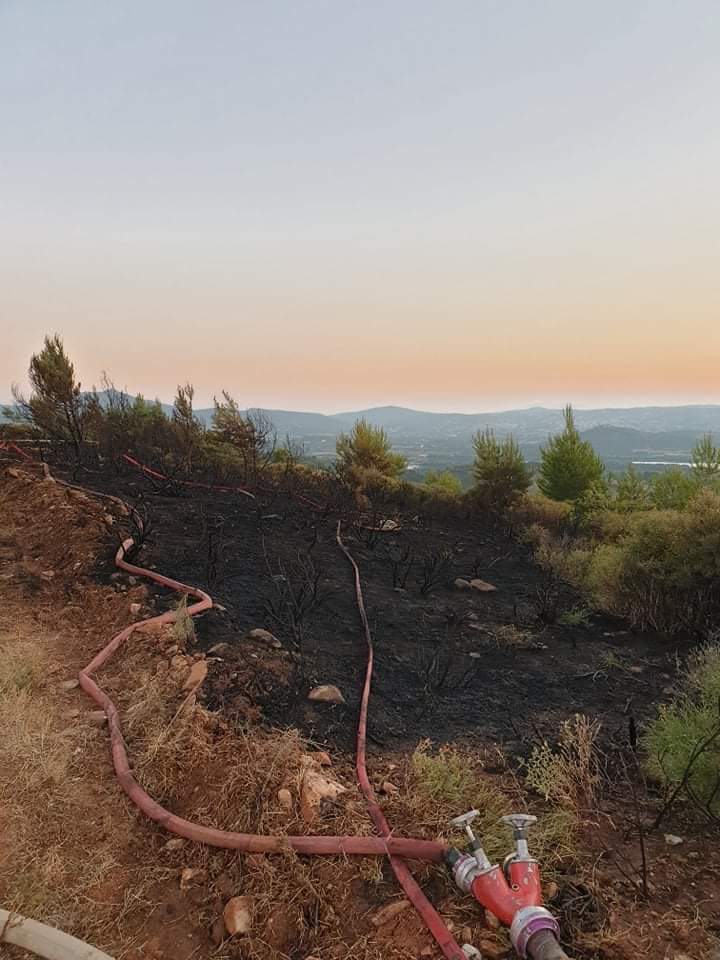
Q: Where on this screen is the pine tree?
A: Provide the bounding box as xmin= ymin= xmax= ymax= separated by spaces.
xmin=471 ymin=428 xmax=531 ymax=511
xmin=692 ymin=434 xmax=720 ymax=479
xmin=538 ymin=405 xmax=604 ymax=502
xmin=335 ymin=419 xmax=407 ymax=481
xmin=11 ymin=334 xmax=89 ymax=460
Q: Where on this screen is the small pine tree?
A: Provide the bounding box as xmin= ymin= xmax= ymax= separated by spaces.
xmin=172 ymin=383 xmax=203 ymax=472
xmin=614 ymin=465 xmax=650 ymax=513
xmin=538 ymin=405 xmax=604 ymax=502
xmin=11 ymin=334 xmax=90 ymax=461
xmin=471 ymin=428 xmax=531 ymax=511
xmin=335 ymin=418 xmax=407 ymax=481
xmin=651 ymin=467 xmax=700 ymax=510
xmin=692 ymin=434 xmax=720 ymax=479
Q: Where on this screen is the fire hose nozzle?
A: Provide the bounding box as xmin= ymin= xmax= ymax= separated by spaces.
xmin=501 ymin=813 xmax=537 ymax=862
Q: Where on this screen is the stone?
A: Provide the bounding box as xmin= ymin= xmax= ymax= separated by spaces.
xmin=248 ymin=628 xmax=282 ymax=649
xmin=180 ymin=867 xmax=207 ymax=890
xmin=130 ymin=602 xmax=142 ymax=615
xmin=485 ymin=909 xmax=501 ymax=929
xmin=454 ymin=578 xmax=472 ymax=589
xmin=381 ymin=780 xmax=399 ymax=795
xmin=61 ymin=678 xmax=79 ymax=691
xmin=308 ymin=684 xmax=345 ymax=704
xmin=164 ymin=838 xmax=185 ymax=851
xmin=88 ymin=710 xmax=107 ymax=725
xmin=208 ymin=642 xmax=231 ymax=655
xmin=300 ymin=766 xmax=346 ymax=823
xmin=182 ymin=660 xmax=208 ymax=692
xmin=370 ymin=899 xmax=411 ymax=927
xmin=664 ymin=834 xmax=684 ymax=846
xmin=308 ymin=750 xmax=332 ymax=766
xmin=210 ymin=917 xmax=226 ymax=946
xmin=543 ymin=881 xmax=559 ymax=901
xmin=223 ymin=895 xmax=254 ymax=936
xmin=277 ymin=788 xmax=293 ymax=813
xmin=470 ymin=579 xmax=497 ymax=593
xmin=62 ymin=708 xmax=80 ymax=720
xmin=170 ymin=654 xmax=189 ymax=672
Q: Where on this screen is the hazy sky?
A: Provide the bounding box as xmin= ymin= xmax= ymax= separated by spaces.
xmin=2 ymin=1 xmax=719 ymax=412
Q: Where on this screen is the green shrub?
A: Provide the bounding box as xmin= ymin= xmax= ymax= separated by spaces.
xmin=650 ymin=467 xmax=700 ymax=509
xmin=644 ymin=643 xmax=720 ymax=817
xmin=538 ymin=405 xmax=604 ymax=502
xmin=526 ymin=715 xmax=601 ymax=811
xmin=513 ymin=493 xmax=573 ymax=534
xmin=422 ymin=469 xmax=463 ymax=497
xmin=587 ymin=489 xmax=720 ymax=632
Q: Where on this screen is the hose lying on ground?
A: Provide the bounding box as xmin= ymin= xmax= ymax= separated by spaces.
xmin=79 ymin=534 xmax=447 ymax=859
xmin=0 ymin=909 xmax=114 ymax=960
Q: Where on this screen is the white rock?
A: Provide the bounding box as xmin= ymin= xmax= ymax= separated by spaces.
xmin=470 ymin=578 xmax=497 ymax=592
xmin=223 ymin=895 xmax=254 ymax=935
xmin=61 ymin=678 xmax=79 ymax=691
xmin=454 ymin=578 xmax=472 ymax=590
xmin=248 ymin=628 xmax=282 ymax=649
xmin=664 ymin=834 xmax=684 ymax=846
xmin=308 ymin=684 xmax=345 ymax=704
xmin=300 ymin=767 xmax=346 ymax=823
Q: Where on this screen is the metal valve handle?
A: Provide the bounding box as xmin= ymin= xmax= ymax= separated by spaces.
xmin=450 ymin=809 xmax=480 ymax=830
xmin=501 ymin=813 xmax=537 ymax=835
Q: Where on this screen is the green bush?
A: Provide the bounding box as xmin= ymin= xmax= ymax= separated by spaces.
xmin=422 ymin=469 xmax=463 ymax=497
xmin=587 ymin=489 xmax=720 ymax=632
xmin=650 ymin=467 xmax=700 ymax=510
xmin=644 ymin=643 xmax=720 ymax=817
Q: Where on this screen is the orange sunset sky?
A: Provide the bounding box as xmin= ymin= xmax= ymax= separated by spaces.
xmin=2 ymin=2 xmax=719 ymax=412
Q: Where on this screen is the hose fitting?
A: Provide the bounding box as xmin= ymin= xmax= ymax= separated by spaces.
xmin=510 ymin=906 xmax=561 ymax=959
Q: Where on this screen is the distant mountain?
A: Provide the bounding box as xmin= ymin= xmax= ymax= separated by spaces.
xmin=4 ymin=396 xmax=719 ymax=465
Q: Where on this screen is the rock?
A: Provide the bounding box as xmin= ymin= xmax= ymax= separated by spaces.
xmin=308 ymin=684 xmax=345 ymax=704
xmin=664 ymin=834 xmax=684 ymax=846
xmin=420 ymin=949 xmax=434 ymax=958
xmin=380 ymin=519 xmax=399 ymax=531
xmin=470 ymin=579 xmax=497 ymax=593
xmin=381 ymin=780 xmax=399 ymax=795
xmin=308 ymin=750 xmax=332 ymax=767
xmin=208 ymin=642 xmax=231 ymax=655
xmin=454 ymin=578 xmax=472 ymax=590
xmin=629 ymin=665 xmax=644 ymax=674
xmin=88 ymin=710 xmax=107 ymax=725
xmin=180 ymin=867 xmax=207 ymax=890
xmin=277 ymin=788 xmax=293 ymax=813
xmin=7 ymin=467 xmax=22 ymax=479
xmin=62 ymin=708 xmax=80 ymax=720
xmin=182 ymin=660 xmax=208 ymax=691
xmin=61 ymin=678 xmax=79 ymax=691
xmin=130 ymin=602 xmax=142 ymax=615
xmin=210 ymin=917 xmax=226 ymax=946
xmin=371 ymin=899 xmax=411 ymax=927
xmin=543 ymin=881 xmax=559 ymax=901
xmin=248 ymin=628 xmax=282 ymax=649
xmin=104 ymin=513 xmax=114 ymax=527
xmin=300 ymin=766 xmax=346 ymax=823
xmin=170 ymin=654 xmax=189 ymax=672
xmin=223 ymin=895 xmax=254 ymax=936
xmin=478 ymin=939 xmax=510 ymax=959
xmin=469 ymin=652 xmax=482 ymax=659
xmin=164 ymin=837 xmax=185 ymax=851
xmin=137 ymin=620 xmax=166 ymax=636
xmin=110 ymin=572 xmax=123 ymax=582
xmin=485 ymin=909 xmax=501 ymax=929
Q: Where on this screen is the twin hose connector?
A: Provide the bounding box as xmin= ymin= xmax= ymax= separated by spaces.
xmin=446 ymin=811 xmax=562 ymax=959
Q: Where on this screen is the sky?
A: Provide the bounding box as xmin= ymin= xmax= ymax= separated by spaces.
xmin=2 ymin=1 xmax=719 ymax=413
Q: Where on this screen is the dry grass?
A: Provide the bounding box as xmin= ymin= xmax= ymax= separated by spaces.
xmin=525 ymin=715 xmax=601 ymax=812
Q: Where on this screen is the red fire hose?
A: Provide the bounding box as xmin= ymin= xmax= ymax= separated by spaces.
xmin=79 ymin=534 xmax=446 ymax=860
xmin=336 ymin=522 xmax=466 ymax=960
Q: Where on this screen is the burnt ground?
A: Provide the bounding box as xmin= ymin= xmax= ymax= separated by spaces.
xmin=82 ymin=468 xmax=686 ymax=755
